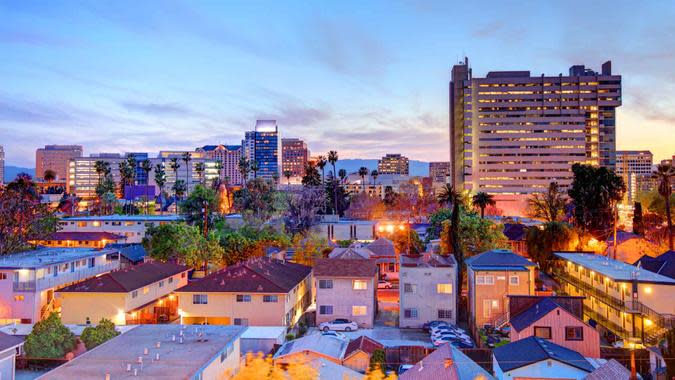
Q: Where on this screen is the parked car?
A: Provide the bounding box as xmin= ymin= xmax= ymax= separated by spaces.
xmin=397 ymin=364 xmax=414 ymax=375
xmin=321 ymin=330 xmax=346 ymax=339
xmin=452 ymin=339 xmax=475 ymax=349
xmin=319 ymin=319 xmax=359 ymax=332
xmin=377 ymin=280 xmax=393 ymax=289
xmin=431 ymin=336 xmax=454 ymax=347
xmin=423 ymin=321 xmax=449 ymax=332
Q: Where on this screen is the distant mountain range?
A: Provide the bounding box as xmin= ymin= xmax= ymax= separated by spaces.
xmin=4 ymin=166 xmax=35 ymax=183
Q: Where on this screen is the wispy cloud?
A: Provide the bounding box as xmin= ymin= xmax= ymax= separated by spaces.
xmin=120 ymin=101 xmax=198 ymax=117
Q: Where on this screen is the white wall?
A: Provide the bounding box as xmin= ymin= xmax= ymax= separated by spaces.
xmin=493 ymin=357 xmax=590 ymax=380
xmin=399 ymin=265 xmax=456 ymax=328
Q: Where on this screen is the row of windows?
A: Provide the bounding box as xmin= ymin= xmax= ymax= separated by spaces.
xmin=318 ymin=305 xmax=368 ymax=316
xmin=534 ymin=326 xmax=583 ymax=341
xmin=191 ymin=293 xmax=279 ymax=304
xmin=318 ymin=279 xmax=368 ymax=290
xmin=403 ymin=308 xmax=454 ymax=319
xmin=403 ymin=283 xmax=453 ymax=294
xmin=476 ymin=275 xmax=520 ymax=285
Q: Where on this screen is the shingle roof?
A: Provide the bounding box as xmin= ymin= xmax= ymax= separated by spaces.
xmin=328 ymin=247 xmax=373 ymax=260
xmin=503 ymin=223 xmax=528 ymax=241
xmin=586 ymin=359 xmax=630 ymax=380
xmin=510 ymin=298 xmax=562 ymax=332
xmin=493 ymin=336 xmax=595 ymax=373
xmin=57 ymin=261 xmax=187 ymax=293
xmin=0 ymin=332 xmax=24 ymax=352
xmin=47 ymin=231 xmax=126 ymax=242
xmin=176 ymin=257 xmax=311 ymax=293
xmin=273 ymin=333 xmax=348 ymax=360
xmin=106 ymin=243 xmax=146 ymax=263
xmin=465 ymin=249 xmax=535 ymax=269
xmin=401 ymin=253 xmax=456 ymax=268
xmin=634 ymin=250 xmax=675 ymax=280
xmin=400 ymin=343 xmax=495 ymax=380
xmin=344 ymin=336 xmax=384 ymax=359
xmin=366 ymin=238 xmax=396 ymax=257
xmin=314 ymin=259 xmax=377 ymax=278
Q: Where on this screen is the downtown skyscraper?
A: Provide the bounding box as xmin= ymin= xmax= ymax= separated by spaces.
xmin=449 ymin=58 xmax=621 ymax=206
xmin=243 ymin=120 xmax=281 ymax=182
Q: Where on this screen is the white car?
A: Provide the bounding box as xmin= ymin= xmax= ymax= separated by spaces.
xmin=319 ymin=318 xmax=358 ymax=332
xmin=377 ymin=280 xmax=393 ymax=289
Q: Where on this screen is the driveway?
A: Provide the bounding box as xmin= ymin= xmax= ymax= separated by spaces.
xmin=308 ymin=325 xmax=432 ymax=348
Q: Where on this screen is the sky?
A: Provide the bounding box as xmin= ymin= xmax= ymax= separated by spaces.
xmin=1 ymin=0 xmax=674 ymax=167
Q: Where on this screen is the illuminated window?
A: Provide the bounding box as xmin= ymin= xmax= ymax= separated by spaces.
xmin=352 ymin=306 xmax=367 ymax=316
xmin=534 ymin=326 xmax=552 ymax=339
xmin=143 ymin=287 xmax=149 ymax=295
xmin=353 ymin=280 xmax=367 ymax=290
xmin=436 ymin=284 xmax=453 ymax=294
xmin=14 ymin=295 xmax=24 ymax=301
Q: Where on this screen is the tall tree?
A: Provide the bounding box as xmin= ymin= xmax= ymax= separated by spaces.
xmin=238 ymin=156 xmax=249 ymax=186
xmin=143 ymin=223 xmax=223 ymax=271
xmin=284 ymin=187 xmax=324 ymax=235
xmin=301 ymin=163 xmax=321 ymax=187
xmin=140 ymin=159 xmax=153 ymax=214
xmin=653 ymin=163 xmax=674 ymax=250
xmin=472 ymin=192 xmax=495 ymax=218
xmin=250 ymin=160 xmax=259 ymax=179
xmin=437 ymin=184 xmax=464 ymax=317
xmin=317 ymin=155 xmax=327 ymax=184
xmin=633 ymin=202 xmax=645 ymax=236
xmin=283 ymin=170 xmax=292 ymax=185
xmin=234 ymin=178 xmax=285 ymax=225
xmin=179 ymin=185 xmax=218 ymax=233
xmin=214 ymin=161 xmax=224 ymax=184
xmin=181 ymin=152 xmax=192 ymax=196
xmin=172 ymin=180 xmax=187 ymax=200
xmin=526 ymin=222 xmax=580 ymax=272
xmin=358 ymin=167 xmax=369 ymax=192
xmin=43 ymin=169 xmax=56 ymax=183
xmin=527 ymin=182 xmax=567 ymax=222
xmin=338 ymin=168 xmax=347 ymax=184
xmin=195 ymin=162 xmax=206 ymax=185
xmin=154 ymin=163 xmax=167 ymax=215
xmin=94 ymin=160 xmax=110 ymax=185
xmin=328 ymin=150 xmax=339 ymax=214
xmin=568 ymin=164 xmax=626 ymax=239
xmin=370 ymin=170 xmax=378 ymax=185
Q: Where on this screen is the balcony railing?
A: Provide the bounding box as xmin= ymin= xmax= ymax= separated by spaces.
xmin=13 ymin=261 xmax=119 ymax=292
xmin=552 ymin=268 xmax=625 ymax=310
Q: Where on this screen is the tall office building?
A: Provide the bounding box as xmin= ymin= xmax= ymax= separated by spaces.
xmin=429 ymin=161 xmax=451 ymax=183
xmin=242 ymin=120 xmax=281 ymax=181
xmin=36 ymin=145 xmax=83 ymax=180
xmin=449 ymin=58 xmax=621 ymax=201
xmin=197 ymin=145 xmax=244 ymax=185
xmin=67 ymin=153 xmax=125 ymax=199
xmin=0 ymin=145 xmax=4 ymax=184
xmin=281 ymin=138 xmax=309 ymax=179
xmin=377 ymin=154 xmax=409 ymax=175
xmin=616 ymin=150 xmax=654 ymax=201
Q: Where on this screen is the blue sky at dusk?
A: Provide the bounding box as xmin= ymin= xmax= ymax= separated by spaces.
xmin=1 ymin=0 xmax=674 ymax=167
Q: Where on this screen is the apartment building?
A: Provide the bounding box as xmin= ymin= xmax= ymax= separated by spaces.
xmin=0 ymin=247 xmax=120 ymax=324
xmin=399 ymin=253 xmax=457 ymax=327
xmin=31 ymin=231 xmax=127 ymax=249
xmin=36 ymin=145 xmax=83 ymax=180
xmin=429 ymin=161 xmax=451 ymax=183
xmin=465 ymin=249 xmax=537 ymax=330
xmin=314 ymin=259 xmax=378 ymax=328
xmin=67 ymin=153 xmax=124 ymax=199
xmin=616 ymin=150 xmax=655 ymax=200
xmin=176 ymin=258 xmax=312 ymax=326
xmin=450 ymin=58 xmax=621 ymax=213
xmin=57 ymin=261 xmax=188 ymax=325
xmin=196 ymin=144 xmax=244 ymax=185
xmin=281 ymin=138 xmax=309 ymax=181
xmin=243 ymin=120 xmax=281 ymax=181
xmin=553 ymin=252 xmax=675 ymax=345
xmin=59 ymin=215 xmax=182 ymax=243
xmin=377 ymin=154 xmax=409 ymax=175
xmin=156 ymin=151 xmax=220 ymax=192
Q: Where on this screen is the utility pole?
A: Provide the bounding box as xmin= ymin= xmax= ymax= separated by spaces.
xmin=612 ymin=201 xmax=618 ymax=260
xmin=202 ymin=200 xmax=209 ymax=238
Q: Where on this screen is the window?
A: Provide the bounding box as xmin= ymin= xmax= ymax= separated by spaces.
xmin=236 ymin=295 xmax=251 ymax=303
xmin=159 ymin=281 xmax=164 ymax=288
xmin=318 ymin=279 xmax=333 ymax=289
xmin=14 ymin=295 xmax=24 ymax=301
xmin=319 ymin=305 xmax=333 ymax=315
xmin=77 ymin=221 xmax=87 ymax=227
xmin=131 ymin=290 xmax=138 ymax=298
xmin=565 ymin=326 xmax=583 ymax=341
xmin=88 ymin=258 xmax=95 ymax=268
xmin=234 ymin=318 xmax=249 ymax=326
xmin=534 ymin=326 xmax=552 ymax=339
xmin=143 ymin=287 xmax=149 ymax=295
xmin=476 ymin=275 xmax=494 ymax=285
xmin=388 ymin=263 xmax=396 ymax=272
xmin=438 ymin=309 xmax=453 ymax=319
xmin=437 ymin=284 xmax=453 ymax=294
xmin=0 ymin=273 xmax=6 ymax=280
xmin=168 ymin=277 xmax=173 ymax=284
xmin=509 ymin=275 xmax=519 ymax=285
xmin=193 ymin=294 xmax=208 ymax=304
xmin=181 ymin=272 xmax=186 ymax=278
xmin=352 ymin=306 xmax=367 ymax=316
xmin=404 ymin=308 xmax=418 ymax=319
xmin=112 ymin=221 xmax=121 ymax=226
xmin=353 ymin=280 xmax=367 ymax=290
xmin=403 ymin=283 xmax=416 ymax=293
xmin=263 ymin=295 xmax=278 ymax=303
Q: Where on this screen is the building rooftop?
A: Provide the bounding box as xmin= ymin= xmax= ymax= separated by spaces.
xmin=509 ymin=297 xmax=585 ymax=332
xmin=57 ymin=261 xmax=187 ymax=293
xmin=314 ymin=258 xmax=378 ymax=278
xmin=634 ymin=250 xmax=675 ymax=280
xmin=400 ymin=343 xmax=495 ymax=380
xmin=344 ymin=336 xmax=384 ymax=359
xmin=198 ymin=145 xmax=241 ymax=151
xmin=586 ymin=359 xmax=630 ymax=380
xmin=401 ymin=253 xmax=456 ymax=268
xmin=493 ymin=336 xmax=595 ymax=373
xmin=40 ymin=324 xmax=245 ymax=380
xmin=45 ymin=231 xmax=126 ymax=242
xmin=555 ymin=252 xmax=675 ymax=284
xmin=105 ymin=243 xmax=147 ymax=263
xmin=307 ymin=358 xmax=364 ymax=380
xmin=328 ymin=247 xmax=374 ymax=260
xmin=273 ymin=333 xmax=348 ymax=361
xmin=366 ymin=238 xmax=396 ymax=257
xmin=63 ymin=215 xmax=182 ymax=222
xmin=239 ymin=326 xmax=286 ymax=340
xmin=503 ymin=223 xmax=528 ymax=241
xmin=0 ymin=247 xmax=116 ymax=269
xmin=0 ymin=332 xmax=24 ymax=352
xmin=176 ymin=257 xmax=311 ymax=293
xmin=465 ymin=249 xmax=535 ymax=270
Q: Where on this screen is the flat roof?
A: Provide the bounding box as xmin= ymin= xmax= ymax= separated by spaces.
xmin=40 ymin=324 xmax=245 ymax=380
xmin=0 ymin=247 xmax=116 ymax=269
xmin=240 ymin=326 xmax=287 ymax=340
xmin=63 ymin=215 xmax=182 ymax=222
xmin=555 ymin=252 xmax=675 ymax=284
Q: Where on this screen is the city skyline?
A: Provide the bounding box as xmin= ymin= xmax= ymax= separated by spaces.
xmin=2 ymin=1 xmax=674 ymax=167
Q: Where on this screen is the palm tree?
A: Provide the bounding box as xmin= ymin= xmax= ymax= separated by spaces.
xmin=214 ymin=161 xmax=224 ymax=184
xmin=338 ymin=169 xmax=347 ymax=184
xmin=437 ymin=184 xmax=464 ymax=315
xmin=195 ymin=162 xmax=206 ymax=185
xmin=94 ymin=160 xmax=109 ymax=186
xmin=238 ymin=156 xmax=249 ymax=186
xmin=154 ymin=163 xmax=166 ymax=215
xmin=328 ymin=151 xmax=339 ymax=215
xmin=317 ymin=155 xmax=327 ymax=184
xmin=654 ymin=163 xmax=675 ymax=250
xmin=140 ymin=159 xmax=152 ymax=214
xmin=125 ymin=156 xmax=137 ymax=186
xmin=283 ymin=170 xmax=292 ymax=185
xmin=358 ymin=167 xmax=369 ymax=192
xmin=250 ymin=160 xmax=259 ymax=179
xmin=370 ymin=170 xmax=379 ymax=185
xmin=181 ymin=152 xmax=192 ymax=196
xmin=472 ymin=192 xmax=495 ymax=218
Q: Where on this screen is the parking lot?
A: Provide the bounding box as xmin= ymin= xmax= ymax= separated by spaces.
xmin=308 ymin=325 xmax=433 ymax=348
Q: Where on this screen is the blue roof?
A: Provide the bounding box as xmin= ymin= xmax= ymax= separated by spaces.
xmin=634 ymin=250 xmax=675 ymax=280
xmin=465 ymin=249 xmax=535 ymax=269
xmin=199 ymin=144 xmax=241 ymax=151
xmin=493 ymin=336 xmax=595 ymax=373
xmin=106 ymin=243 xmax=146 ymax=263
xmin=469 ymin=265 xmax=529 ymax=272
xmin=510 ymin=298 xmax=562 ymax=332
xmin=555 ymin=252 xmax=675 ymax=284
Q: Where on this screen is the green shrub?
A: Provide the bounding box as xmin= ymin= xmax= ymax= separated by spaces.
xmin=24 ymin=312 xmax=76 ymax=358
xmin=80 ymin=318 xmax=120 ymax=350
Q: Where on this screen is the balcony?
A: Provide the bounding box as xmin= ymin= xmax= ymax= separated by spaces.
xmin=13 ymin=261 xmax=119 ymax=292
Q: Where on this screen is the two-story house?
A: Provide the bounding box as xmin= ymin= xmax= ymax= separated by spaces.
xmin=553 ymin=252 xmax=675 ymax=345
xmin=59 ymin=215 xmax=182 ymax=243
xmin=399 ymin=253 xmax=457 ymax=328
xmin=507 ymin=295 xmax=600 ymax=358
xmin=465 ymin=249 xmax=537 ymax=330
xmin=0 ymin=247 xmax=120 ymax=324
xmin=175 ymin=257 xmax=312 ymax=326
xmin=57 ymin=261 xmax=188 ymax=325
xmin=314 ymin=259 xmax=378 ymax=328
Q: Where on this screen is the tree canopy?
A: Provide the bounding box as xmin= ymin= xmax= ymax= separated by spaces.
xmin=143 ymin=223 xmax=223 ymax=269
xmin=24 ymin=312 xmax=77 ymax=358
xmin=80 ymin=318 xmax=120 ymax=350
